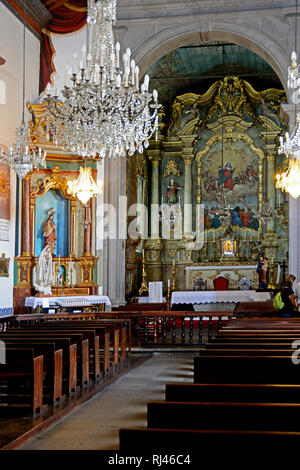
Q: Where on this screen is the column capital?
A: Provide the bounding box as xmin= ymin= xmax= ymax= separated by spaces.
xmin=149 ymin=156 xmax=160 ymax=167
xmin=183 ymin=155 xmax=194 ymax=165
xmin=266 ymin=148 xmax=277 ymax=162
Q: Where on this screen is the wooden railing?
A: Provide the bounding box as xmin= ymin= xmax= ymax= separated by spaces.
xmin=0 ymin=315 xmax=13 ymax=332
xmin=14 ymin=311 xmax=232 ymax=346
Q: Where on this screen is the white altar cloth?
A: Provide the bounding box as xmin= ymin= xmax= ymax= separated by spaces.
xmin=25 ymin=295 xmax=111 ymax=309
xmin=171 ymin=290 xmax=270 ymax=306
xmin=137 ymin=297 xmax=167 ymax=303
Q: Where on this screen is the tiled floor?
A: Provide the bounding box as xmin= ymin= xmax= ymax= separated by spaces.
xmin=19 ymin=353 xmax=195 ymax=451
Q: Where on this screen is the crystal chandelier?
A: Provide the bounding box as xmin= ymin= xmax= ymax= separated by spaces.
xmin=278 ymin=114 xmax=300 ymax=160
xmin=0 ymin=126 xmax=46 ymax=179
xmin=0 ymin=2 xmax=46 ymax=178
xmin=276 ymin=157 xmax=300 ymax=199
xmin=67 ymin=166 xmax=102 ymax=205
xmin=43 ymin=0 xmax=160 ymax=159
xmin=276 ymin=48 xmax=300 ymax=197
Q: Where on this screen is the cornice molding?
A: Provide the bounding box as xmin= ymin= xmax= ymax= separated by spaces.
xmin=116 ymin=1 xmax=293 ymax=21
xmin=2 ymin=0 xmax=53 ymax=37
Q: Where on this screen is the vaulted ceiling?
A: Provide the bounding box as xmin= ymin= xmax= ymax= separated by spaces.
xmin=147 ymin=42 xmax=282 ymax=107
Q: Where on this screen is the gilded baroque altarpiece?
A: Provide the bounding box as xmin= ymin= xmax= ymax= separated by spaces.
xmin=127 ymin=76 xmax=288 ymax=293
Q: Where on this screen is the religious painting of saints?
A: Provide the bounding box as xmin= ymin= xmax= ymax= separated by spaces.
xmin=0 ymin=162 xmax=10 ymax=221
xmin=222 ymin=238 xmax=236 ymax=257
xmin=201 ymin=140 xmax=260 ymax=231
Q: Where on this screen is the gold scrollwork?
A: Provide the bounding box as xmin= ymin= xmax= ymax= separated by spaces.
xmin=30 ymin=167 xmax=76 ymax=200
xmin=164 ymin=159 xmax=181 ymax=178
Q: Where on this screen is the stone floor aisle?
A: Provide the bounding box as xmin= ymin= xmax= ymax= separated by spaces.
xmin=18 ymin=353 xmax=195 ymax=451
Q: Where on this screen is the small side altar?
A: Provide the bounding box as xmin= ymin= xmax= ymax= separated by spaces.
xmin=25 ymin=295 xmax=111 ymax=313
xmin=13 ymin=165 xmax=99 ymax=314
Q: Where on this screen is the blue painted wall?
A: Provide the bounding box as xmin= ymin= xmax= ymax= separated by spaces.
xmin=35 ymin=189 xmax=69 ymax=257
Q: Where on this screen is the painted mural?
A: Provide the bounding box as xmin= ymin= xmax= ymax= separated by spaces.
xmin=201 ymin=140 xmax=259 ymax=231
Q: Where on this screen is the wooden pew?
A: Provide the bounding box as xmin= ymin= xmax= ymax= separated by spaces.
xmin=165 ymin=383 xmax=300 ymax=403
xmin=194 ymin=356 xmax=300 ymax=384
xmin=146 ymin=401 xmax=300 ymax=431
xmin=13 ymin=322 xmax=120 ymax=376
xmin=2 ymin=330 xmax=89 ymax=389
xmin=0 ymin=334 xmax=77 ymax=395
xmin=119 ymin=428 xmax=300 ymax=452
xmin=3 ymin=341 xmax=63 ymax=404
xmin=208 ymin=340 xmax=300 ymax=346
xmin=206 ymin=338 xmax=300 ymax=348
xmin=24 ymin=322 xmax=119 ymax=373
xmin=15 ymin=317 xmax=131 ymax=366
xmin=0 ymin=348 xmax=43 ymax=416
xmin=199 ymin=349 xmax=295 ymax=356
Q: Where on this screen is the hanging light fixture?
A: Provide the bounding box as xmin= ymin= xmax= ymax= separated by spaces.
xmin=43 ymin=0 xmax=160 ymax=159
xmin=276 ymin=53 xmax=300 ymax=197
xmin=0 ymin=1 xmax=46 ymax=178
xmin=67 ymin=165 xmax=102 ymax=205
xmin=276 ymin=158 xmax=300 ymax=199
xmin=276 ymin=0 xmax=300 ymax=197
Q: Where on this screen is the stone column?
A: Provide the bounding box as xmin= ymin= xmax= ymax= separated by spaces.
xmin=30 ymin=197 xmax=35 ymax=256
xmin=83 ymin=201 xmax=91 ymax=256
xmin=21 ymin=176 xmax=31 ymax=256
xmin=265 ymin=146 xmax=277 ymax=233
xmin=280 ymin=103 xmax=300 ymax=279
xmin=70 ymin=201 xmax=76 ymax=257
xmin=149 ymin=156 xmax=160 ymax=239
xmin=102 ymin=155 xmax=126 ymax=306
xmin=183 ymin=155 xmax=193 ymax=238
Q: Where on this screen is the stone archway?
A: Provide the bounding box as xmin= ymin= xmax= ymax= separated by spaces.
xmin=130 ymin=22 xmax=289 ymax=98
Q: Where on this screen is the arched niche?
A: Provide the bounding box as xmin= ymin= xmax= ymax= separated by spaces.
xmin=30 ymin=170 xmax=76 ymax=258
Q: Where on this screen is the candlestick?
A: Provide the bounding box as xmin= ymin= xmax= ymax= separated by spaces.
xmin=171 ymin=262 xmax=176 ymax=291
xmin=138 ymin=250 xmax=148 ymax=295
xmin=167 ymin=284 xmax=171 ymax=310
xmin=69 ymin=254 xmax=72 ymax=287
xmin=168 ymin=279 xmax=170 ymax=288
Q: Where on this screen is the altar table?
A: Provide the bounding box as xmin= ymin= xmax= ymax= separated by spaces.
xmin=25 ymin=295 xmax=111 ymax=313
xmin=170 ymin=290 xmax=270 ymax=306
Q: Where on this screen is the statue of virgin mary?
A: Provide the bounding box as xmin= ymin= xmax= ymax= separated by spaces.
xmin=34 ymin=244 xmax=54 ymax=295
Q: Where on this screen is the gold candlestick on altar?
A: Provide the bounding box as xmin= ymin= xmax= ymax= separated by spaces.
xmin=138 ymin=250 xmax=148 ymax=295
xmin=172 ymin=260 xmax=176 ymax=291
xmin=167 ymin=285 xmax=171 ymax=310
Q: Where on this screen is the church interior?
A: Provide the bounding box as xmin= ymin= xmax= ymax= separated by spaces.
xmin=1 ymin=0 xmax=300 ymax=461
